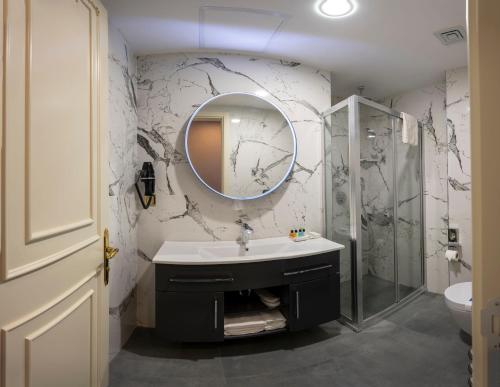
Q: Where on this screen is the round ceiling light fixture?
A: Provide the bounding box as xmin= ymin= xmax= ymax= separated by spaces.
xmin=317 ymin=0 xmax=356 ymax=18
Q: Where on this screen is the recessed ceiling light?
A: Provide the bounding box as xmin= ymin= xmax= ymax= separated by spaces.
xmin=317 ymin=0 xmax=356 ymax=18
xmin=231 ymin=118 xmax=241 ymax=124
xmin=255 ymin=90 xmax=269 ymax=97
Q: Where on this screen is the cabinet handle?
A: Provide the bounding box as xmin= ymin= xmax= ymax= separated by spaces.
xmin=296 ymin=291 xmax=300 ymax=319
xmin=169 ymin=277 xmax=234 ymax=283
xmin=284 ymin=264 xmax=333 ymax=277
xmin=214 ymin=298 xmax=218 ymax=330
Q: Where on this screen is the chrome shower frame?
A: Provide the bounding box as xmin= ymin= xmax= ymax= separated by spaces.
xmin=322 ymin=95 xmax=426 ymax=330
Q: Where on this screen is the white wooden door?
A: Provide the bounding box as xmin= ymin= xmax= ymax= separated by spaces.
xmin=469 ymin=1 xmax=500 ymax=385
xmin=0 ymin=0 xmax=110 ymax=386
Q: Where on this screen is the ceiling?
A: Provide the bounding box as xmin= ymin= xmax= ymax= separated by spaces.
xmin=102 ymin=0 xmax=467 ymax=98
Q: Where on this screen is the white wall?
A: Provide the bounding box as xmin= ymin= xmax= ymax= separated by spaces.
xmin=107 ymin=26 xmax=140 ymax=359
xmin=135 ymin=53 xmax=331 ymax=327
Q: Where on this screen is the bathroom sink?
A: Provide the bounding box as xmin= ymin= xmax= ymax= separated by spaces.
xmin=199 ymin=243 xmax=288 ymax=259
xmin=152 ymin=236 xmax=344 ymax=265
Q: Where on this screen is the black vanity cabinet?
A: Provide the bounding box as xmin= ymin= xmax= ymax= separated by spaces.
xmin=155 ymin=251 xmax=340 ymax=342
xmin=156 ymin=291 xmax=224 ymax=342
xmin=289 ymin=276 xmax=339 ymax=331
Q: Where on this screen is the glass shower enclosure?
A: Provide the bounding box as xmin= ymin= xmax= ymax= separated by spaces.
xmin=324 ymin=96 xmax=425 ymax=329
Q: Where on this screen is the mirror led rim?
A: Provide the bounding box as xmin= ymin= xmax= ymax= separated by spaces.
xmin=316 ymin=0 xmax=357 ymax=18
xmin=185 ymin=92 xmax=298 ymax=201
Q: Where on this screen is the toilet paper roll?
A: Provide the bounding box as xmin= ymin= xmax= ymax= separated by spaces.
xmin=445 ymin=249 xmax=459 ymax=262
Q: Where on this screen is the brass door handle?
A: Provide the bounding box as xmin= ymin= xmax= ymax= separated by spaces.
xmin=105 ymin=246 xmax=119 ymax=260
xmin=103 ymin=228 xmax=119 ymax=285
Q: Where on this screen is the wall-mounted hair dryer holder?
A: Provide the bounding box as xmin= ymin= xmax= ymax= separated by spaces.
xmin=135 ymin=162 xmax=156 ymax=210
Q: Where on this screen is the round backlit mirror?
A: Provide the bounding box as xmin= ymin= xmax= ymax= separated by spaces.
xmin=185 ymin=92 xmax=297 ymax=200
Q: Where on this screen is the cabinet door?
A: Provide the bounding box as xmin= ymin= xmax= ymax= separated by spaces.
xmin=289 ymin=275 xmax=340 ymax=332
xmin=156 ymin=291 xmax=224 ymax=342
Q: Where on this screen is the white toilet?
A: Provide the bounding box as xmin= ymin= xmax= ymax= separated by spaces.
xmin=444 ymin=281 xmax=472 ymax=334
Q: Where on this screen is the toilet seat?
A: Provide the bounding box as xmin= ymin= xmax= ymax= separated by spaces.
xmin=444 ymin=282 xmax=472 ymax=312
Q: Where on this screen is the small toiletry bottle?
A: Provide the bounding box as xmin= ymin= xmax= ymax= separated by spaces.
xmin=299 ymin=228 xmax=304 ymax=237
xmin=289 ymin=230 xmax=295 ymax=238
xmin=294 ymin=229 xmax=298 ymax=238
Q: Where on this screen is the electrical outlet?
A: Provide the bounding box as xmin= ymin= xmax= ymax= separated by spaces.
xmin=448 ymin=228 xmax=459 ymax=244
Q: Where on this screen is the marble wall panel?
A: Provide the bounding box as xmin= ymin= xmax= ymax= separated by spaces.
xmin=108 ymin=26 xmax=140 ymax=359
xmin=446 ymin=67 xmax=472 ymax=284
xmin=382 ymin=83 xmax=449 ymax=293
xmin=135 ymin=53 xmax=331 ymax=327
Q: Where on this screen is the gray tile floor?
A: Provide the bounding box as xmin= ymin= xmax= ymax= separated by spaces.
xmin=341 ymin=274 xmax=415 ymax=320
xmin=109 ymin=293 xmax=469 ymax=387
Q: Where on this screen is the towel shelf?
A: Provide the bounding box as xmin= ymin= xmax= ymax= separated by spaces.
xmin=224 ymin=327 xmax=287 ymax=340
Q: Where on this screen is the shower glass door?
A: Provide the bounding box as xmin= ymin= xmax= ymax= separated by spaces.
xmin=395 ymin=117 xmax=424 ymax=299
xmin=358 ymin=103 xmax=396 ymax=319
xmin=324 ymin=101 xmax=354 ymax=321
xmin=323 ymin=95 xmax=424 ymax=329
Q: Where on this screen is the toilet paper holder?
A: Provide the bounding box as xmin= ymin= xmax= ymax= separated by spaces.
xmin=445 ymin=244 xmax=472 ymax=271
xmin=446 ymin=227 xmax=461 ymax=263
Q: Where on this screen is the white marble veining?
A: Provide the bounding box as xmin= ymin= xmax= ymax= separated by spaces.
xmin=383 ymin=72 xmax=471 ymax=293
xmin=383 ymin=83 xmax=449 ymax=293
xmin=359 ymin=107 xmax=397 ymax=283
xmin=446 ymin=67 xmax=471 ymax=284
xmin=153 ymin=237 xmax=344 ymax=265
xmin=108 ymin=26 xmax=140 ymax=359
xmin=135 ymin=53 xmax=331 ymax=327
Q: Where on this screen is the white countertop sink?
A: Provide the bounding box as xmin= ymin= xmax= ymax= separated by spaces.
xmin=152 ymin=236 xmax=344 ymax=265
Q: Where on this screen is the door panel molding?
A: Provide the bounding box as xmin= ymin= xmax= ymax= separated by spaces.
xmin=0 ymin=0 xmax=108 ymax=385
xmin=24 ymin=290 xmax=94 ymax=387
xmin=1 ymin=270 xmax=97 ymax=334
xmin=28 ymin=218 xmax=94 ymax=245
xmin=5 ymin=235 xmax=100 ymax=280
xmin=0 ymin=0 xmax=104 ymax=280
xmin=1 ymin=273 xmax=98 ymax=387
xmin=80 ymin=0 xmax=101 ymax=16
xmin=25 ymin=0 xmax=95 ymax=243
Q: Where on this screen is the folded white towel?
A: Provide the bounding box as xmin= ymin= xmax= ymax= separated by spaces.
xmin=255 ymin=289 xmax=281 ymax=309
xmin=401 ymin=112 xmax=418 ymax=146
xmin=260 ymin=310 xmax=287 ymax=331
xmin=224 ymin=310 xmax=286 ymax=336
xmin=224 ymin=312 xmax=266 ymax=336
xmin=255 ymin=289 xmax=279 ymax=301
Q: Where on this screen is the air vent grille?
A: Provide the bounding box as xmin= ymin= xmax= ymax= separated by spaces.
xmin=434 ymin=26 xmax=467 ymax=46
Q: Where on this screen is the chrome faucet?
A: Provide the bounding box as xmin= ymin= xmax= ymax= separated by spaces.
xmin=238 ymin=223 xmax=254 ymax=251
